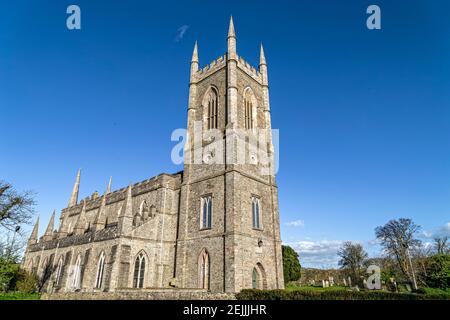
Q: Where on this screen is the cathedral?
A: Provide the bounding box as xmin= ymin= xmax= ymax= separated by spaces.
xmin=23 ymin=17 xmax=284 ymax=295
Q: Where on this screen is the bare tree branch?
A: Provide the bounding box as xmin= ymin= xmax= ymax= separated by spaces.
xmin=0 ymin=180 xmax=36 ymax=231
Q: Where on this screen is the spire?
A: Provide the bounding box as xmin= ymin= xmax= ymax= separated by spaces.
xmin=93 ymin=194 xmax=107 ymax=231
xmin=106 ymin=176 xmax=112 ymax=194
xmin=228 ymin=16 xmax=236 ymax=39
xmin=190 ymin=41 xmax=199 ymax=81
xmin=227 ymin=16 xmax=237 ymax=59
xmin=74 ymin=200 xmax=87 ymax=235
xmin=191 ymin=41 xmax=198 ymax=63
xmin=68 ymin=169 xmax=81 ymax=207
xmin=259 ymin=43 xmax=268 ymax=86
xmin=28 ymin=217 xmax=39 ymax=245
xmin=259 ymin=43 xmax=267 ymax=66
xmin=43 ymin=210 xmax=55 ymax=241
xmin=118 ymin=184 xmax=133 ymax=235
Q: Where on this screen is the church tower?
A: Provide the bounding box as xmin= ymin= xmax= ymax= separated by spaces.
xmin=176 ymin=17 xmax=284 ymax=292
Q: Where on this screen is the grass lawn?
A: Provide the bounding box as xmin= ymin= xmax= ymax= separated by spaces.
xmin=0 ymin=292 xmax=40 ymax=300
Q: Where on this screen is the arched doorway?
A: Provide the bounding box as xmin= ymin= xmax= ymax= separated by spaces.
xmin=252 ymin=263 xmax=267 ymax=289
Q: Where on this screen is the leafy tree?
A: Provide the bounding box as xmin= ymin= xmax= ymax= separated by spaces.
xmin=282 ymin=245 xmax=301 ymax=282
xmin=0 ymin=258 xmax=20 ymax=292
xmin=337 ymin=241 xmax=368 ymax=284
xmin=0 ymin=181 xmax=35 ymax=231
xmin=375 ymin=218 xmax=421 ymax=289
xmin=425 ymin=254 xmax=450 ymax=289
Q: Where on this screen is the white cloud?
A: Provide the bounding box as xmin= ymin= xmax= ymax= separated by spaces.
xmin=175 ymin=25 xmax=189 ymax=42
xmin=285 ymin=220 xmax=305 ymax=227
xmin=422 ymin=222 xmax=450 ymax=239
xmin=286 ymin=240 xmax=343 ymax=269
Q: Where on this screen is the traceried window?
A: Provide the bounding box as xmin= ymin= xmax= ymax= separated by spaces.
xmin=198 ymin=249 xmax=210 ymax=290
xmin=55 ymin=257 xmax=64 ymax=286
xmin=71 ymin=254 xmax=82 ymax=290
xmin=244 ymin=91 xmax=254 ymax=130
xmin=133 ymin=253 xmax=146 ymax=289
xmin=206 ymin=89 xmax=218 ymax=129
xmin=95 ymin=252 xmax=105 ymax=289
xmin=252 ymin=197 xmax=261 ymax=229
xmin=200 ymin=196 xmax=212 ymax=230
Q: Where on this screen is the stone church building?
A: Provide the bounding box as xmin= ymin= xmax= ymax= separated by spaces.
xmin=23 ymin=18 xmax=284 ymax=295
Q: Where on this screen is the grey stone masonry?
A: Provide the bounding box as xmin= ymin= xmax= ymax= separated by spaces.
xmin=23 ymin=17 xmax=284 ymax=297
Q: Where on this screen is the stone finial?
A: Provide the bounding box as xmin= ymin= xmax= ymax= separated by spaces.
xmin=42 ymin=210 xmax=56 ymax=241
xmin=106 ymin=176 xmax=112 ymax=194
xmin=227 ymin=16 xmax=237 ymax=59
xmin=190 ymin=41 xmax=199 ymax=81
xmin=93 ymin=194 xmax=107 ymax=231
xmin=228 ymin=16 xmax=236 ymax=39
xmin=68 ymin=169 xmax=81 ymax=207
xmin=192 ymin=41 xmax=199 ymax=63
xmin=118 ymin=184 xmax=133 ymax=235
xmin=28 ymin=216 xmax=39 ymax=245
xmin=259 ymin=43 xmax=267 ymax=66
xmin=74 ymin=200 xmax=87 ymax=235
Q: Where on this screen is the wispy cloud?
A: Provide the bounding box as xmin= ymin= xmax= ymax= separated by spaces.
xmin=422 ymin=222 xmax=450 ymax=239
xmin=286 ymin=240 xmax=343 ymax=268
xmin=285 ymin=219 xmax=305 ymax=227
xmin=175 ymin=25 xmax=189 ymax=42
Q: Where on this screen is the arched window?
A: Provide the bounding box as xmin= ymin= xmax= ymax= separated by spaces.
xmin=133 ymin=253 xmax=146 ymax=289
xmin=198 ymin=249 xmax=210 ymax=290
xmin=244 ymin=91 xmax=254 ymax=130
xmin=55 ymin=257 xmax=64 ymax=286
xmin=95 ymin=252 xmax=105 ymax=289
xmin=252 ymin=268 xmax=259 ymax=289
xmin=206 ymin=89 xmax=218 ymax=130
xmin=71 ymin=255 xmax=82 ymax=290
xmin=200 ymin=196 xmax=212 ymax=229
xmin=140 ymin=201 xmax=150 ymax=220
xmin=252 ymin=197 xmax=261 ymax=229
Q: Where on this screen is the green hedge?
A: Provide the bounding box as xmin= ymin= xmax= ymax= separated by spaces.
xmin=236 ymin=289 xmax=450 ymax=300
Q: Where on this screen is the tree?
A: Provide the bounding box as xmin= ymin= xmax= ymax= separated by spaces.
xmin=433 ymin=236 xmax=449 ymax=255
xmin=424 ymin=254 xmax=450 ymax=289
xmin=375 ymin=218 xmax=421 ymax=289
xmin=282 ymin=245 xmax=301 ymax=282
xmin=0 ymin=181 xmax=35 ymax=231
xmin=337 ymin=241 xmax=368 ymax=284
xmin=0 ymin=230 xmax=28 ymax=264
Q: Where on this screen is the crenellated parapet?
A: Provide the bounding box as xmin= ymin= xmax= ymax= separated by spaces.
xmin=61 ymin=172 xmax=182 ymax=218
xmin=237 ymin=55 xmax=263 ymax=84
xmin=193 ymin=55 xmax=227 ymax=82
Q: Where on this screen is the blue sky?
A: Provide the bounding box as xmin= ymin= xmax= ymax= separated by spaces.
xmin=1 ymin=0 xmax=449 ymax=268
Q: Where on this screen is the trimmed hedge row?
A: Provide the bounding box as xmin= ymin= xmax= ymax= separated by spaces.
xmin=236 ymin=289 xmax=450 ymax=300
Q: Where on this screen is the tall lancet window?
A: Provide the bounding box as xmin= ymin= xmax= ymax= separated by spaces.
xmin=244 ymin=91 xmax=254 ymax=130
xmin=252 ymin=196 xmax=261 ymax=229
xmin=133 ymin=253 xmax=146 ymax=289
xmin=71 ymin=254 xmax=82 ymax=290
xmin=206 ymin=89 xmax=218 ymax=129
xmin=200 ymin=196 xmax=212 ymax=230
xmin=95 ymin=252 xmax=105 ymax=289
xmin=55 ymin=257 xmax=64 ymax=286
xmin=198 ymin=249 xmax=210 ymax=290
